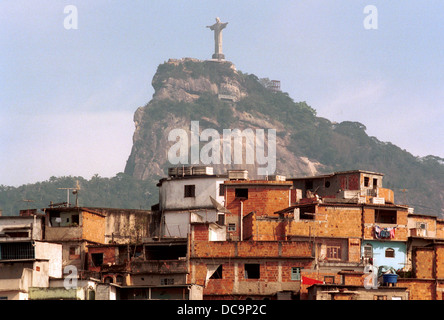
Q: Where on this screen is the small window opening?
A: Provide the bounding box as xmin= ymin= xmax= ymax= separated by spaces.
xmin=227 ymin=223 xmax=236 ymax=232
xmin=184 ymin=185 xmax=195 ymax=198
xmin=364 ymin=177 xmax=370 ymax=187
xmin=210 ymin=265 xmax=223 ymax=279
xmin=385 ymin=248 xmax=395 ymax=258
xmin=91 ymin=253 xmax=104 ymax=266
xmin=245 ymin=264 xmax=260 ymax=279
xmin=235 ymin=188 xmax=248 ymax=199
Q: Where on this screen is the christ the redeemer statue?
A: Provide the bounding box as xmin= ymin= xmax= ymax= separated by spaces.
xmin=207 ymin=17 xmax=228 ymax=60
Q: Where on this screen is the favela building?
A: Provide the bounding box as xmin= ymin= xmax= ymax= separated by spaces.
xmin=0 ymin=167 xmax=443 ymax=300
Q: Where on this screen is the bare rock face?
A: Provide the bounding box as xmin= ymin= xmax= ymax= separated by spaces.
xmin=124 ymin=57 xmax=324 ymax=181
xmin=153 ymin=76 xmax=219 ymax=103
xmin=125 ymin=58 xmax=323 ymax=181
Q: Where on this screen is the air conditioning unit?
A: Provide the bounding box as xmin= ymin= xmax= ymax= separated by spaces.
xmin=268 ymin=175 xmax=286 ymax=181
xmin=228 ymin=170 xmax=248 ymax=180
xmin=371 ymin=197 xmax=385 ymax=204
xmin=192 ymin=166 xmax=214 ymax=176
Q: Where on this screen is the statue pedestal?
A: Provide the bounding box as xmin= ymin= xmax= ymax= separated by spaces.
xmin=212 ymin=53 xmax=225 ymax=60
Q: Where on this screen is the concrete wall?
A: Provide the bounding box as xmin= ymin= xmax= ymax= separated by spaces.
xmin=29 ymin=287 xmax=85 ymax=300
xmin=82 ymin=211 xmax=105 ymax=243
xmin=34 ymin=241 xmax=62 ymax=278
xmin=159 ymin=176 xmax=226 ymax=210
xmin=0 ymin=216 xmax=43 ymax=240
xmin=104 ymin=209 xmax=157 ymax=244
xmin=407 ymin=214 xmax=438 ymax=238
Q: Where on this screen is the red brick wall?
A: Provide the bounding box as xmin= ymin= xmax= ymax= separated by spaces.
xmin=414 ymin=248 xmax=435 ymax=279
xmin=398 ymin=279 xmax=435 ymax=300
xmin=363 ymin=209 xmax=408 ymax=241
xmin=437 ymin=220 xmax=444 ymax=239
xmin=225 ymin=182 xmax=291 ymax=218
xmin=192 ymin=224 xmax=209 ymax=241
xmin=435 ymin=245 xmax=444 ymax=279
xmin=87 ymin=246 xmax=117 ymax=271
xmin=192 ymin=240 xmax=313 ymax=259
xmin=287 ymin=205 xmax=362 ymax=239
xmin=198 ymin=260 xmax=312 ymax=298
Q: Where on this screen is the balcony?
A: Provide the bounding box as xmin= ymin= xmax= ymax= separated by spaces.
xmin=45 ymin=226 xmax=82 ymax=241
xmin=130 ymin=259 xmax=188 ymax=274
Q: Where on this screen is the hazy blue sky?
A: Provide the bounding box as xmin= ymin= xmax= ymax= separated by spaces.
xmin=1 ymin=1 xmax=443 ymax=186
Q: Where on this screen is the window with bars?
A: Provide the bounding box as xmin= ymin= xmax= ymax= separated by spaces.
xmin=0 ymin=242 xmax=34 ymax=260
xmin=184 ymin=185 xmax=195 ymax=198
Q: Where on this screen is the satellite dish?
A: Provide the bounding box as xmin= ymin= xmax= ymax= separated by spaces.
xmin=209 ymin=196 xmax=230 ymax=213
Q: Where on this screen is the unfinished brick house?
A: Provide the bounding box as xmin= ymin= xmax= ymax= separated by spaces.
xmin=184 ymin=169 xmax=444 ymax=300
xmin=86 ymin=239 xmax=202 ymax=300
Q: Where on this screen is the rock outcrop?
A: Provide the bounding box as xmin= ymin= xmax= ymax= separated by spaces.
xmin=124 ymin=57 xmax=323 ymax=180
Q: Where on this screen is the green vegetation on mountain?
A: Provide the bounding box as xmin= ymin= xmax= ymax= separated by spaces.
xmin=0 ymin=174 xmax=158 ymax=216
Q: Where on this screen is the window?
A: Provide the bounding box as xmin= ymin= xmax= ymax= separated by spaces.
xmin=300 ymin=206 xmax=315 ymax=220
xmin=0 ymin=242 xmax=34 ymax=260
xmin=373 ymin=178 xmax=378 ymax=188
xmin=161 ymin=278 xmax=174 ymax=285
xmin=184 ymin=185 xmax=195 ymax=198
xmin=219 ymin=184 xmax=225 ymax=196
xmin=364 ymin=177 xmax=370 ymax=187
xmin=324 ymin=276 xmax=335 ymax=284
xmin=375 ymin=209 xmax=397 ymax=224
xmin=385 ymin=248 xmax=395 ymax=258
xmin=104 ymin=276 xmax=113 ymax=283
xmin=91 ymin=253 xmax=103 ymax=266
xmin=325 ymin=180 xmax=331 ymax=188
xmin=374 ymin=295 xmax=387 ymax=300
xmin=69 ymin=246 xmax=80 ymax=260
xmin=291 ymin=267 xmax=301 ymax=281
xmin=363 ymin=244 xmax=373 ymax=264
xmin=116 ymin=275 xmax=124 ymax=284
xmin=217 ymin=213 xmax=225 ymax=225
xmin=326 ymin=245 xmax=342 ymax=260
xmin=210 ymin=265 xmax=223 ymax=279
xmin=305 ymin=180 xmax=313 ymax=190
xmin=227 ymin=223 xmax=236 ymax=232
xmin=235 ymin=188 xmax=248 ymax=199
xmin=364 ymin=244 xmax=373 ymax=258
xmin=71 ymin=214 xmax=79 ymax=225
xmin=245 ymin=264 xmax=260 ymax=279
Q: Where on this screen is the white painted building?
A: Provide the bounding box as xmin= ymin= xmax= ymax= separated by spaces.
xmin=0 ymin=215 xmax=44 ymax=241
xmin=158 ymin=166 xmax=228 ymax=238
xmin=0 ymin=215 xmax=62 ymax=300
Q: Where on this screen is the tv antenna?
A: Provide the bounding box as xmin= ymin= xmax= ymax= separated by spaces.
xmin=58 ymin=181 xmax=81 ymax=207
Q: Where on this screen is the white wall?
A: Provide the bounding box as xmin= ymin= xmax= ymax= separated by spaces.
xmin=0 ymin=216 xmax=43 ymax=240
xmin=163 ymin=209 xmax=220 ymax=238
xmin=34 ymin=241 xmax=63 ymax=278
xmin=159 ymin=176 xmax=226 ymax=211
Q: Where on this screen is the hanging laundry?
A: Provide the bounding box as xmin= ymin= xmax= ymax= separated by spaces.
xmin=389 ymin=227 xmax=396 ymax=239
xmin=375 ymin=225 xmax=381 ymax=238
